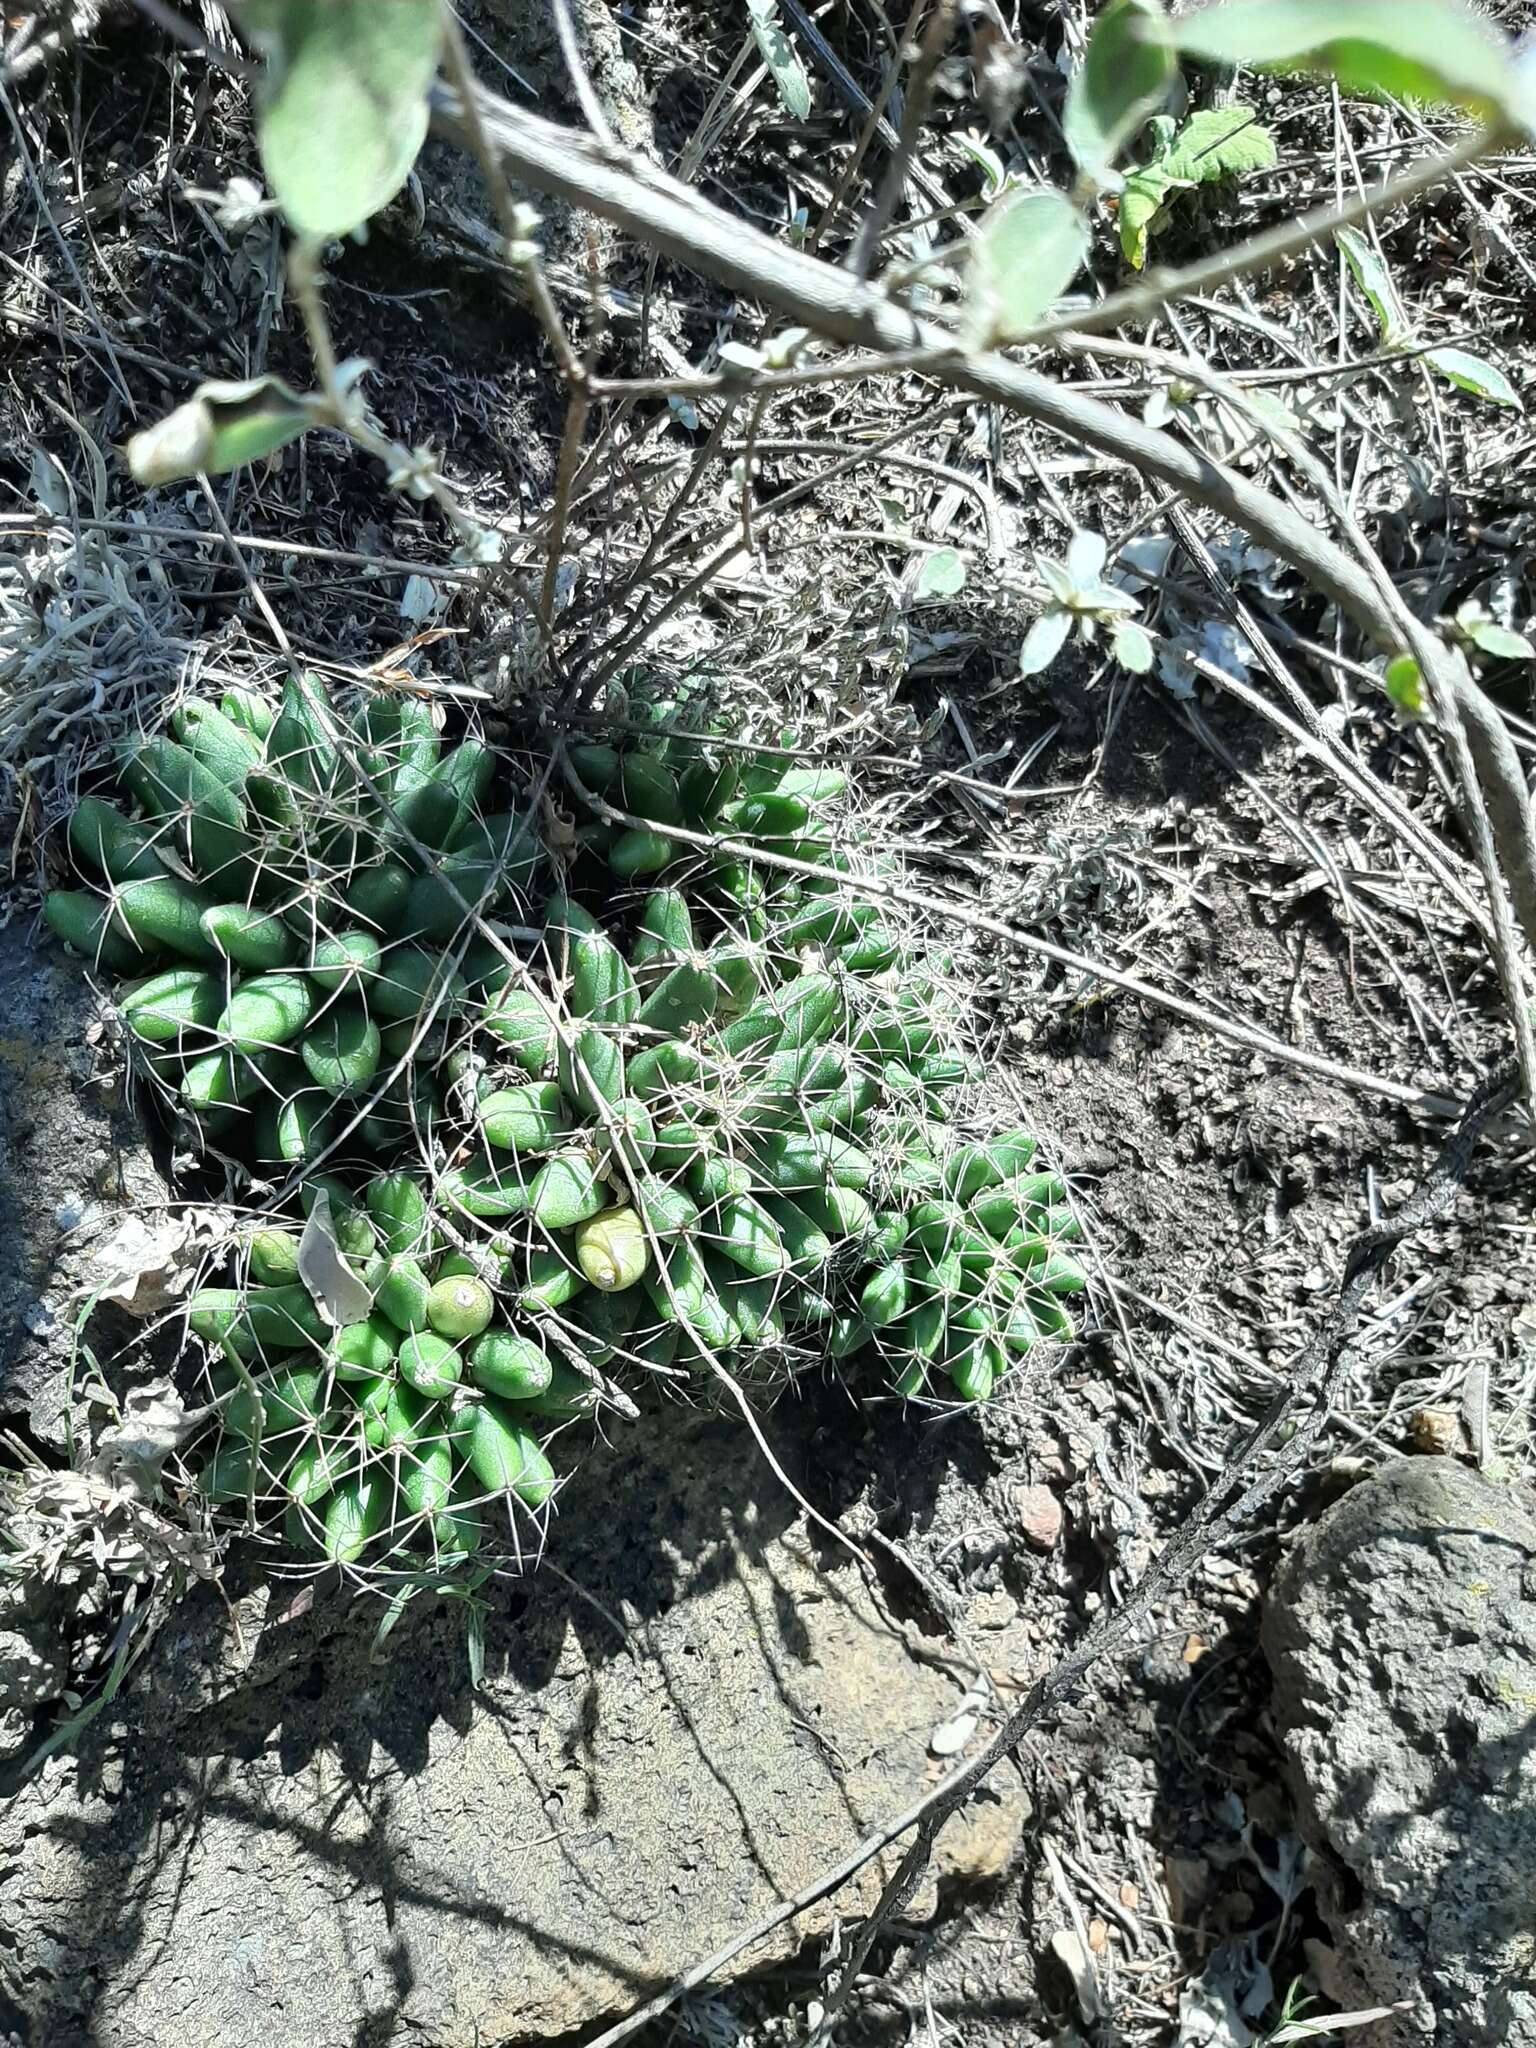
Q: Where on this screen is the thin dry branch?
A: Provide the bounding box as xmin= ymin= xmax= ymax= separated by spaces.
xmin=431 ymin=84 xmax=1536 ymax=974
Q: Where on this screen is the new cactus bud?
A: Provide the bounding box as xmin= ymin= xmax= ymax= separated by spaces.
xmin=573 ymin=1205 xmax=650 ymax=1292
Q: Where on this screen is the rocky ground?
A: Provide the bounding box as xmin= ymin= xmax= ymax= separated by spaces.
xmin=1 ymin=2 xmax=1534 ymax=2045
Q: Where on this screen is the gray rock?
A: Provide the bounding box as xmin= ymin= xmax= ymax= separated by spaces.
xmin=0 ymin=1408 xmax=1025 ymax=2046
xmin=1264 ymin=1456 xmax=1536 ymax=2047
xmin=0 ymin=919 xmax=169 ymax=1446
xmin=0 ymin=1618 xmax=66 ymax=1714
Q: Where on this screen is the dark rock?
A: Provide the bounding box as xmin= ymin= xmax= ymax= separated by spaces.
xmin=1264 ymin=1456 xmax=1536 ymax=2047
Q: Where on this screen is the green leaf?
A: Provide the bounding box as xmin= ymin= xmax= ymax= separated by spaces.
xmin=1384 ymin=654 xmax=1425 ymax=715
xmin=1172 ymin=0 xmax=1512 ymax=121
xmin=1020 ymin=608 xmax=1074 ymax=676
xmin=1119 ymin=165 xmax=1173 ymax=268
xmin=953 ymin=130 xmax=1010 ymax=195
xmin=915 ymin=549 xmax=968 ymax=599
xmin=125 ymin=374 xmax=315 ymax=486
xmin=969 ymin=186 xmax=1090 ymax=344
xmin=1112 ymin=620 xmax=1157 ymax=673
xmin=1336 ymin=226 xmax=1410 ymax=347
xmin=1163 ymin=105 xmax=1278 ymax=183
xmin=747 ymin=0 xmax=812 ymax=121
xmin=1458 ymin=610 xmax=1535 ymax=659
xmin=236 ymin=0 xmax=444 ymax=241
xmin=1063 ymin=0 xmax=1176 ymax=181
xmin=1424 ymin=346 xmax=1522 ymax=408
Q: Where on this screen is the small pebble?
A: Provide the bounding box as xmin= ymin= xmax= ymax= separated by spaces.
xmin=1011 ymin=1483 xmax=1063 ymax=1551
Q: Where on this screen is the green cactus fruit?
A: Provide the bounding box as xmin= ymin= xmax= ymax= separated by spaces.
xmin=478 ymin=1081 xmax=568 ymax=1153
xmin=425 ymin=1275 xmax=494 ymax=1341
xmin=322 ymin=1473 xmax=389 ymax=1562
xmin=627 ymin=1037 xmax=702 ymax=1100
xmin=43 ymin=890 xmax=152 ymax=974
xmin=248 ymin=1227 xmax=302 ymax=1285
xmin=529 ymin=1151 xmax=606 ymax=1230
xmin=636 ymin=961 xmax=717 ymax=1036
xmin=286 ymin=1437 xmax=354 ymax=1509
xmin=200 ymin=903 xmax=299 ymax=970
xmin=678 ymin=751 xmax=738 ymax=821
xmin=436 ymin=1157 xmax=533 ymax=1222
xmin=364 ymin=1171 xmax=432 ymax=1257
xmin=859 ymin=1263 xmax=909 ymax=1329
xmin=199 ymin=1440 xmax=274 ymax=1505
xmin=629 ymin=887 xmax=694 ymax=970
xmin=267 ymin=673 xmax=345 ymax=800
xmin=369 ymin=946 xmax=466 ymax=1022
xmin=219 ymin=686 xmax=275 ymax=742
xmin=567 ymin=742 xmax=622 ymax=792
xmin=566 ymin=929 xmax=639 ymax=1028
xmin=609 ymin=827 xmax=673 ymax=878
xmin=120 ymin=737 xmax=254 ymax=888
xmin=947 ymin=1336 xmax=1004 ymax=1403
xmin=708 ymin=1195 xmax=788 ymax=1278
xmin=942 ymin=1133 xmax=1039 ymax=1203
xmin=557 ymin=1025 xmax=625 ymax=1117
xmin=344 ymin=863 xmax=413 ymax=931
xmin=216 ymin=972 xmax=315 ymax=1051
xmin=180 ymin=1044 xmax=278 ymax=1112
xmin=368 ymin=1253 xmax=433 ymax=1333
xmin=518 ymin=1244 xmax=587 ymax=1313
xmin=400 ymin=1435 xmax=455 ymax=1519
xmin=224 ymin=1364 xmax=324 ymax=1441
xmin=345 ymin=1372 xmax=395 ymax=1448
xmin=642 ymin=1239 xmax=737 ymax=1351
xmin=330 ymin=1313 xmax=400 ymax=1380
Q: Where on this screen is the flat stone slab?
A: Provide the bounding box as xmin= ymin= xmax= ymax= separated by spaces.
xmin=0 ymin=1410 xmax=1022 ymax=2046
xmin=1264 ymin=1455 xmax=1536 ymax=2048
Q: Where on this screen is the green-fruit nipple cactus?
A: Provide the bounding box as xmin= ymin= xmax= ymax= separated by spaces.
xmin=42 ymin=674 xmax=1087 ymax=1581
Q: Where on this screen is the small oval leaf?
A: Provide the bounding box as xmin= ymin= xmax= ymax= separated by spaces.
xmin=915 ymin=549 xmax=969 ymax=599
xmin=1423 ymin=346 xmax=1521 ymax=408
xmin=236 ymin=0 xmax=444 ymax=242
xmin=747 ymin=0 xmax=813 ymax=121
xmin=1119 ymin=165 xmax=1172 ymax=268
xmin=1172 ymin=0 xmax=1513 ymax=124
xmin=1162 ymin=105 xmax=1277 ymax=183
xmin=969 ymin=186 xmax=1090 ymax=345
xmin=1384 ymin=654 xmax=1425 ymax=715
xmin=1020 ymin=608 xmax=1074 ymax=676
xmin=1336 ymin=226 xmax=1409 ymax=347
xmin=1112 ymin=619 xmax=1157 ymax=673
xmin=1063 ymin=0 xmax=1175 ymax=180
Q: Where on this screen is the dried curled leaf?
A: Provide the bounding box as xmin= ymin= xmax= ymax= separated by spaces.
xmin=126 ymin=375 xmax=315 ymax=486
xmin=298 ymin=1188 xmax=374 ymax=1328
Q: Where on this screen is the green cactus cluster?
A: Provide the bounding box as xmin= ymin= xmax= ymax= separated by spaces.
xmin=41 ymin=675 xmax=1087 ymax=1579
